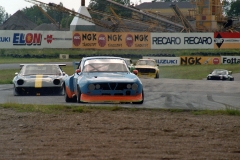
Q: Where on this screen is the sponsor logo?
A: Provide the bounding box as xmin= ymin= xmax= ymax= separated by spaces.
xmin=13 ymin=33 xmax=42 ymax=45
xmin=82 ymin=33 xmax=97 ymax=41
xmin=135 ymin=34 xmax=148 ymax=42
xmin=152 ymin=37 xmax=181 ymax=45
xmin=213 ymin=58 xmax=220 ymax=64
xmin=0 ymin=37 xmax=10 ymax=42
xmin=126 ymin=34 xmax=133 ymax=47
xmin=73 ymin=33 xmax=97 ymax=47
xmin=98 ymin=34 xmax=106 ymax=47
xmin=44 ymin=35 xmax=55 ymax=43
xmin=222 ymin=57 xmax=240 ymax=64
xmin=203 ymin=58 xmax=211 ymax=64
xmin=73 ymin=33 xmax=81 ymax=46
xmin=156 ymin=59 xmax=178 ymax=64
xmin=214 ymin=33 xmax=224 ymax=48
xmin=44 ymin=35 xmax=72 ymax=44
xmin=184 ymin=37 xmax=212 ymax=45
xmin=108 ymin=34 xmax=122 ymax=41
xmin=181 ymin=57 xmax=201 ymax=65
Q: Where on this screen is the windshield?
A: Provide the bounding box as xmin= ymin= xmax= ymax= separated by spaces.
xmin=136 ymin=60 xmax=156 ymax=66
xmin=212 ymin=70 xmax=227 ymax=75
xmin=22 ymin=65 xmax=61 ymax=75
xmin=83 ymin=59 xmax=128 ymax=72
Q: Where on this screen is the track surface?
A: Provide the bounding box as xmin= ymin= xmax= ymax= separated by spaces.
xmin=1 ymin=77 xmax=240 ymax=110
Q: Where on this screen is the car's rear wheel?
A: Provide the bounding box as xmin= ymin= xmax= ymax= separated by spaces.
xmin=155 ymin=72 xmax=159 ymax=79
xmin=77 ymin=86 xmax=82 ymax=103
xmin=230 ymin=78 xmax=234 ymax=81
xmin=132 ymin=90 xmax=144 ymax=104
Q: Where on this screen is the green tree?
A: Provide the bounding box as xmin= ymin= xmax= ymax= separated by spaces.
xmin=88 ymin=0 xmax=131 ymax=19
xmin=227 ymin=0 xmax=240 ymax=16
xmin=22 ymin=2 xmax=73 ymax=29
xmin=0 ymin=6 xmax=6 ymax=24
xmin=22 ymin=5 xmax=47 ymax=23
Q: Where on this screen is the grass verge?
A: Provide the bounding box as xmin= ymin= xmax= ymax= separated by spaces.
xmin=1 ymin=103 xmax=240 ymax=116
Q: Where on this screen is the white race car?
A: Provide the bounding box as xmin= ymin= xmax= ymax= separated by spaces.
xmin=13 ymin=64 xmax=68 ymax=95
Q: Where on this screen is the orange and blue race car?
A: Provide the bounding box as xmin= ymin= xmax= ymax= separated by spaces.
xmin=64 ymin=56 xmax=144 ymax=104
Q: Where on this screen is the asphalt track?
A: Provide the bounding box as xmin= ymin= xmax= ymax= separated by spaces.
xmin=1 ymin=63 xmax=240 ymax=110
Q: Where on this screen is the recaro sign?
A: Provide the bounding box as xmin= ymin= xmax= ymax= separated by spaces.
xmin=151 ymin=33 xmax=214 ymax=49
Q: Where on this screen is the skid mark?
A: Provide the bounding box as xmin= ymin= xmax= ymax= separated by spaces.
xmin=207 ymin=94 xmax=238 ymax=109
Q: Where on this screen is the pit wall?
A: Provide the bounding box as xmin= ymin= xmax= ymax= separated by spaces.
xmin=0 ymin=31 xmax=239 ymax=50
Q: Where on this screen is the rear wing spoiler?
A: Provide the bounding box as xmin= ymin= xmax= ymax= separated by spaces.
xmin=20 ymin=64 xmax=66 ymax=68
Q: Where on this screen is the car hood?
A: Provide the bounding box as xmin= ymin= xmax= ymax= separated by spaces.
xmin=17 ymin=75 xmax=64 ymax=79
xmin=82 ymin=72 xmax=139 ymax=83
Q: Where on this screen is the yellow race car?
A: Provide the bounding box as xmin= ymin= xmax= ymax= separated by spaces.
xmin=135 ymin=59 xmax=159 ymax=78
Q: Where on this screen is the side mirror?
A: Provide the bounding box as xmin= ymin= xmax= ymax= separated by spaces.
xmin=133 ymin=70 xmax=138 ymax=75
xmin=76 ymin=69 xmax=81 ymax=73
xmin=15 ymin=72 xmax=18 ymax=76
xmin=62 ymin=72 xmax=66 ymax=76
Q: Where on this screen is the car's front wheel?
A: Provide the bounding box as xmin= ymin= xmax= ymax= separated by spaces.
xmin=132 ymin=90 xmax=144 ymax=104
xmin=77 ymin=86 xmax=82 ymax=103
xmin=64 ymin=86 xmax=72 ymax=102
xmin=13 ymin=85 xmax=19 ymax=96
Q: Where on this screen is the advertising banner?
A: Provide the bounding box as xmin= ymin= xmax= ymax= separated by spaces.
xmin=0 ymin=30 xmax=43 ymax=49
xmin=214 ymin=32 xmax=240 ymax=49
xmin=72 ymin=32 xmax=151 ymax=49
xmin=180 ymin=56 xmax=221 ymax=65
xmin=142 ymin=56 xmax=180 ymax=66
xmin=151 ymin=33 xmax=214 ymax=49
xmin=221 ymin=56 xmax=240 ymax=64
xmin=42 ymin=31 xmax=72 ymax=48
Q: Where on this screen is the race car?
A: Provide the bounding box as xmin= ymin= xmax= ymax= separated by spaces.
xmin=64 ymin=56 xmax=144 ymax=104
xmin=13 ymin=64 xmax=68 ymax=95
xmin=134 ymin=58 xmax=159 ymax=78
xmin=207 ymin=69 xmax=234 ymax=81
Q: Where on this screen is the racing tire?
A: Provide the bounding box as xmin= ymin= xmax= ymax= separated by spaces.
xmin=155 ymin=72 xmax=159 ymax=79
xmin=13 ymin=85 xmax=19 ymax=96
xmin=132 ymin=90 xmax=144 ymax=104
xmin=230 ymin=78 xmax=234 ymax=81
xmin=77 ymin=86 xmax=82 ymax=103
xmin=64 ymin=86 xmax=72 ymax=102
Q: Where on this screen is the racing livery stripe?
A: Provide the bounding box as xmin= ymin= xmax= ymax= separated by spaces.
xmin=214 ymin=32 xmax=240 ymax=38
xmin=35 ymin=75 xmax=43 ymax=88
xmin=65 ymin=86 xmax=75 ymax=98
xmin=81 ymin=93 xmax=142 ymax=102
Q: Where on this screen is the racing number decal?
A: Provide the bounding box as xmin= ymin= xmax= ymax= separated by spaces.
xmin=35 ymin=75 xmax=43 ymax=88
